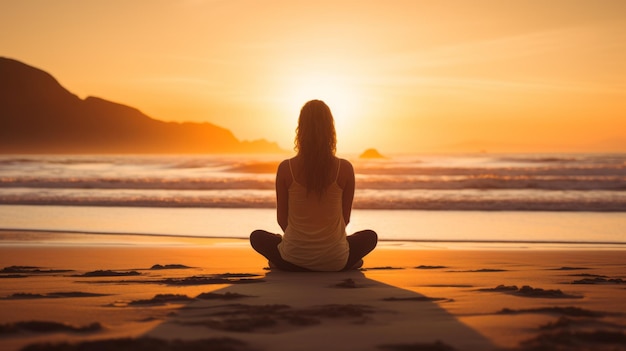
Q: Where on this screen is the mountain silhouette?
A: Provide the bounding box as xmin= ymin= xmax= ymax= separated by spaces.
xmin=0 ymin=57 xmax=284 ymax=154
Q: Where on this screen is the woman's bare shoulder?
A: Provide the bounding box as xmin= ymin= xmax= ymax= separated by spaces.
xmin=338 ymin=158 xmax=354 ymax=172
xmin=276 ymin=159 xmax=293 ymax=187
xmin=337 ymin=158 xmax=354 ymax=185
xmin=277 ymin=159 xmax=291 ymax=175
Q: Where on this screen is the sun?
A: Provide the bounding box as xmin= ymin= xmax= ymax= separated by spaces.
xmin=282 ymin=72 xmax=364 ymax=147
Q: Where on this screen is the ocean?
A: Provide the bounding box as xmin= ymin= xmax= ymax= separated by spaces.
xmin=1 ymin=153 xmax=625 ymax=246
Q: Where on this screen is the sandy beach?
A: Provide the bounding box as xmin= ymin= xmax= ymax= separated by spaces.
xmin=0 ymin=231 xmax=625 ymax=351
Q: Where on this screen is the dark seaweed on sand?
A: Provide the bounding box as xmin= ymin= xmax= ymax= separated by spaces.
xmin=549 ymin=266 xmax=590 ymax=271
xmin=215 ymin=273 xmax=262 ymax=278
xmin=74 ymin=270 xmax=141 ymax=277
xmin=415 ymin=265 xmax=449 ymax=270
xmin=160 ymin=275 xmax=264 ymax=286
xmin=498 ymin=306 xmax=608 ymax=318
xmin=539 ymin=316 xmax=626 ymax=331
xmin=3 ymin=292 xmax=109 ymax=300
xmin=0 ymin=321 xmax=102 ymax=335
xmin=0 ymin=274 xmax=28 ymax=278
xmin=451 ymin=268 xmax=508 ymax=273
xmin=571 ymin=277 xmax=625 ymax=284
xmin=185 ymin=304 xmax=292 ymax=332
xmin=149 ymin=264 xmax=192 ymax=270
xmin=76 ymin=274 xmax=265 ymax=286
xmin=299 ymin=304 xmax=375 ymax=319
xmin=128 ymin=294 xmax=194 ymax=306
xmin=196 ymin=292 xmax=255 ymax=300
xmin=20 ymin=337 xmax=252 ymax=351
xmin=361 ymin=266 xmax=405 ymax=271
xmin=539 ymin=316 xmax=577 ymax=331
xmin=567 ymin=273 xmax=608 ymax=278
xmin=208 ymin=304 xmax=292 ymax=317
xmin=478 ymin=285 xmax=583 ymax=298
xmin=378 ymin=340 xmax=456 ymax=351
xmin=185 ymin=303 xmax=375 ymax=332
xmin=0 ymin=266 xmax=73 ymax=274
xmin=382 ymin=296 xmax=449 ymax=302
xmin=520 ymin=330 xmax=626 ymax=350
xmin=479 ymin=285 xmax=519 ymax=292
xmin=1 ymin=265 xmax=39 ymax=271
xmin=333 ymin=278 xmax=360 ymax=288
xmin=476 ymin=269 xmax=507 ymax=272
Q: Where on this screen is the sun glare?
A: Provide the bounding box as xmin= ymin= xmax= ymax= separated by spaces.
xmin=283 ymin=73 xmax=365 ymax=148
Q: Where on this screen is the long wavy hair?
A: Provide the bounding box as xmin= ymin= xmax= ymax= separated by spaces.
xmin=294 ymin=100 xmax=337 ymax=197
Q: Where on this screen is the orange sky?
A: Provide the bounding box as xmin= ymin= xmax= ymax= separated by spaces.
xmin=2 ymin=0 xmax=625 ymax=154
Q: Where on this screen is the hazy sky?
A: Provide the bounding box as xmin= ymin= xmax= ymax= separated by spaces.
xmin=2 ymin=0 xmax=625 ymax=153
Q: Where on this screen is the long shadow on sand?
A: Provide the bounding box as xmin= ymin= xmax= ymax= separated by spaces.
xmin=143 ymin=270 xmax=495 ymax=351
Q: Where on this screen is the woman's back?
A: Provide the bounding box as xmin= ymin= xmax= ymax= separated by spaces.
xmin=249 ymin=99 xmax=376 ymax=272
xmin=277 ymin=157 xmax=349 ymax=271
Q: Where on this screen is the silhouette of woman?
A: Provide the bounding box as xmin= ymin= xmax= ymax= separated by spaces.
xmin=250 ymin=100 xmax=377 ymax=271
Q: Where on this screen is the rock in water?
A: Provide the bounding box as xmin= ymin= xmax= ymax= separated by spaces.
xmin=359 ymin=148 xmax=385 ymax=159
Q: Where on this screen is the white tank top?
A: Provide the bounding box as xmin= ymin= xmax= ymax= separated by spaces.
xmin=277 ymin=159 xmax=349 ymax=271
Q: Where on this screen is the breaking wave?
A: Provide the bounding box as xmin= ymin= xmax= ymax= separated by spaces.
xmin=1 ymin=153 xmax=624 ymax=211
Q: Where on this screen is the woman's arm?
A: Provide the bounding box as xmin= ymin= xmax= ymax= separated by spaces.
xmin=340 ymin=159 xmax=355 ymax=226
xmin=276 ymin=160 xmax=290 ymax=232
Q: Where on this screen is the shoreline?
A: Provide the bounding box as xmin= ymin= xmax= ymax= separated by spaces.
xmin=2 ymin=228 xmax=626 ymax=250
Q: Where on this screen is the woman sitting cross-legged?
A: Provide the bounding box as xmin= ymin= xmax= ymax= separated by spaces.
xmin=250 ymin=99 xmax=377 ymax=272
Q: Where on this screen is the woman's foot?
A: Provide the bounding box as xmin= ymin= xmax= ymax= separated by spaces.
xmin=350 ymin=259 xmax=364 ymax=270
xmin=268 ymin=260 xmax=278 ymax=269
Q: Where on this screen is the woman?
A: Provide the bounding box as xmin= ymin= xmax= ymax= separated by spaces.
xmin=250 ymin=100 xmax=377 ymax=271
